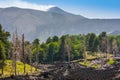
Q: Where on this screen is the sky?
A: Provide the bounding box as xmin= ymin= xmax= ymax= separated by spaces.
xmin=0 ymin=0 xmax=120 ymax=19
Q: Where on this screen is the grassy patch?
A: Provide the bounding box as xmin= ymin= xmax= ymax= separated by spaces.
xmin=86 ymin=52 xmax=113 ymax=60
xmin=78 ymin=53 xmax=115 ymax=69
xmin=92 ymin=64 xmax=100 ymax=68
xmin=79 ymin=61 xmax=90 ymax=67
xmin=107 ymin=58 xmax=117 ymax=65
xmin=0 ymin=60 xmax=38 ymax=77
xmin=79 ymin=61 xmax=100 ymax=68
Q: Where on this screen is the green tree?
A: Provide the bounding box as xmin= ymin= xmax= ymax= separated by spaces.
xmin=52 ymin=36 xmax=59 ymax=42
xmin=39 ymin=47 xmax=46 ymax=63
xmin=86 ymin=33 xmax=97 ymax=52
xmin=98 ymin=32 xmax=107 ymax=52
xmin=32 ymin=38 xmax=40 ymax=68
xmin=40 ymin=43 xmax=48 ymax=62
xmin=0 ymin=41 xmax=6 ymax=75
xmin=59 ymin=35 xmax=66 ymax=61
xmin=47 ymin=42 xmax=55 ymax=63
xmin=0 ymin=24 xmax=10 ymax=59
xmin=32 ymin=38 xmax=40 ymax=46
xmin=93 ymin=37 xmax=99 ymax=52
xmin=46 ymin=37 xmax=52 ymax=44
xmin=0 ymin=24 xmax=10 ymax=75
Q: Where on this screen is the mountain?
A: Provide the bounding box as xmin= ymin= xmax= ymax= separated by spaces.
xmin=47 ymin=7 xmax=67 ymax=14
xmin=110 ymin=31 xmax=120 ymax=35
xmin=0 ymin=7 xmax=120 ymax=41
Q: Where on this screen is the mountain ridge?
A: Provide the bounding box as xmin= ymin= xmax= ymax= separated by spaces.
xmin=0 ymin=7 xmax=120 ymax=41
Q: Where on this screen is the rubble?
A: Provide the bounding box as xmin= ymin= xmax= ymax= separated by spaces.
xmin=1 ymin=58 xmax=120 ymax=80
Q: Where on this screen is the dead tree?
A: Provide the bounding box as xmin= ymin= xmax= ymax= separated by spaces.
xmin=36 ymin=44 xmax=39 ymax=71
xmin=24 ymin=41 xmax=33 ymax=74
xmin=13 ymin=50 xmax=18 ymax=76
xmin=26 ymin=44 xmax=33 ymax=73
xmin=29 ymin=47 xmax=33 ymax=73
xmin=12 ymin=29 xmax=21 ymax=76
xmin=12 ymin=29 xmax=25 ymax=76
xmin=103 ymin=36 xmax=110 ymax=58
xmin=83 ymin=34 xmax=87 ymax=62
xmin=98 ymin=46 xmax=103 ymax=68
xmin=112 ymin=39 xmax=118 ymax=58
xmin=22 ymin=34 xmax=26 ymax=74
xmin=65 ymin=36 xmax=72 ymax=63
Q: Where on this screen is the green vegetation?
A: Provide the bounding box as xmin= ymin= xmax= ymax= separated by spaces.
xmin=0 ymin=24 xmax=120 ymax=78
xmin=1 ymin=24 xmax=120 ymax=64
xmin=79 ymin=61 xmax=90 ymax=67
xmin=0 ymin=60 xmax=36 ymax=77
xmin=92 ymin=64 xmax=100 ymax=68
xmin=0 ymin=24 xmax=10 ymax=75
xmin=107 ymin=58 xmax=117 ymax=65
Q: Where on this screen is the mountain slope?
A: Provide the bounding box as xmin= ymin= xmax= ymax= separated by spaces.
xmin=0 ymin=7 xmax=120 ymax=41
xmin=110 ymin=30 xmax=120 ymax=35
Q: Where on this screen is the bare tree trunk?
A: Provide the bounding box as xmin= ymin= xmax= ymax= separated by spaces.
xmin=105 ymin=36 xmax=109 ymax=59
xmin=83 ymin=35 xmax=87 ymax=62
xmin=100 ymin=51 xmax=103 ymax=68
xmin=52 ymin=52 xmax=54 ymax=64
xmin=35 ymin=53 xmax=38 ymax=71
xmin=66 ymin=45 xmax=71 ymax=63
xmin=1 ymin=59 xmax=4 ymax=76
xmin=65 ymin=36 xmax=71 ymax=63
xmin=112 ymin=39 xmax=118 ymax=58
xmin=106 ymin=39 xmax=108 ymax=58
xmin=113 ymin=50 xmax=115 ymax=58
xmin=15 ymin=54 xmax=17 ymax=76
xmin=84 ymin=52 xmax=87 ymax=62
xmin=22 ymin=34 xmax=26 ymax=74
xmin=36 ymin=45 xmax=40 ymax=70
xmin=29 ymin=49 xmax=32 ymax=74
xmin=67 ymin=50 xmax=70 ymax=63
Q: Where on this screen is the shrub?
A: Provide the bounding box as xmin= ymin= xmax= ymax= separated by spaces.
xmin=107 ymin=58 xmax=117 ymax=65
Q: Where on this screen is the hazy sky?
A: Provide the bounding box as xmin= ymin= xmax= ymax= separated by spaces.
xmin=0 ymin=0 xmax=120 ymax=19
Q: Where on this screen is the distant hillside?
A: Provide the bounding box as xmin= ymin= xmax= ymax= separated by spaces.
xmin=110 ymin=31 xmax=120 ymax=35
xmin=0 ymin=7 xmax=120 ymax=41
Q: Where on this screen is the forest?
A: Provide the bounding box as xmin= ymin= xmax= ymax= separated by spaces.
xmin=0 ymin=24 xmax=120 ymax=79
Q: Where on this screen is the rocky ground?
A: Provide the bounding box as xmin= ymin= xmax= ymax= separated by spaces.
xmin=0 ymin=57 xmax=120 ymax=80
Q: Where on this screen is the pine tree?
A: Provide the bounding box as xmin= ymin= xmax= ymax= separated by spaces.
xmin=59 ymin=36 xmax=66 ymax=62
